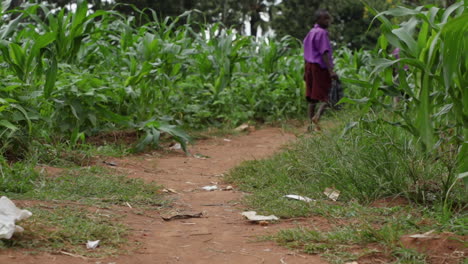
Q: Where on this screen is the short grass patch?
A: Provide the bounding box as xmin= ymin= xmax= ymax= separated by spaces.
xmin=4 ymin=166 xmax=165 ymax=208
xmin=0 ymin=206 xmax=127 ymax=257
xmin=1 ymin=165 xmax=167 ymax=257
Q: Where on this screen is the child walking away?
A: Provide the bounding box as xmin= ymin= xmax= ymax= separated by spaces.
xmin=303 ymin=9 xmax=338 ymax=131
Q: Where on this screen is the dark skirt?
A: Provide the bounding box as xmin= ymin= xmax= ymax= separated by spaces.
xmin=304 ymin=62 xmax=331 ymax=102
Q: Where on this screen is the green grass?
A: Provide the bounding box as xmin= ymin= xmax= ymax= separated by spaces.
xmin=0 ymin=206 xmax=128 ymax=257
xmin=0 ymin=165 xmax=167 ymax=256
xmin=29 ymin=142 xmax=132 ymax=167
xmin=226 ymin=118 xmax=465 ymax=216
xmin=268 ymin=203 xmax=460 ymax=263
xmin=4 ymin=166 xmax=165 ymax=208
xmin=226 ymin=114 xmax=467 ymax=263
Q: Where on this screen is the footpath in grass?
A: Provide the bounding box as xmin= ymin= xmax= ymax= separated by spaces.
xmin=0 ymin=118 xmax=466 ymax=264
xmin=226 ymin=116 xmax=467 ymax=264
xmin=1 ymin=124 xmax=321 ymax=264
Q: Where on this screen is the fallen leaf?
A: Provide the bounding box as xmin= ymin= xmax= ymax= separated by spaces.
xmin=194 ymin=153 xmax=209 ymax=159
xmin=324 ymin=188 xmax=340 ymax=201
xmin=161 ymin=212 xmax=203 ymax=221
xmin=102 ymin=161 xmax=117 ymax=166
xmin=409 ymin=230 xmax=438 ymax=239
xmin=162 ymin=188 xmax=178 ymax=194
xmin=169 ymin=143 xmax=182 ymax=150
xmin=241 ymin=211 xmax=279 ymax=222
xmin=235 ymin=124 xmax=249 ymax=132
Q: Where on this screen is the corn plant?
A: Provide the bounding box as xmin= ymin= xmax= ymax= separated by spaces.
xmin=349 ymin=1 xmax=467 ymax=203
xmin=0 ymin=0 xmax=310 ymax=157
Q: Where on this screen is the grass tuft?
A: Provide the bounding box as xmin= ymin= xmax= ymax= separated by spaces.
xmin=0 ymin=206 xmax=128 ymax=257
xmin=5 ymin=166 xmax=165 ymax=208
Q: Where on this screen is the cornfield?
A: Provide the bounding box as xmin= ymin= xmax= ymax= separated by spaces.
xmin=343 ymin=1 xmax=467 ymax=202
xmin=0 ymin=0 xmax=306 ymax=154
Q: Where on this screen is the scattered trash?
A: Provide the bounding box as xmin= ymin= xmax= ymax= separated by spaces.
xmin=102 ymin=161 xmax=117 ymax=167
xmin=169 ymin=143 xmax=182 ymax=150
xmin=0 ymin=196 xmax=32 ymax=239
xmin=162 ymin=212 xmax=203 ymax=221
xmin=162 ymin=188 xmax=178 ymax=194
xmin=125 ymin=202 xmax=132 ymax=209
xmin=223 ymin=186 xmax=233 ymax=191
xmin=241 ymin=211 xmax=279 ymax=222
xmin=259 ymin=221 xmax=269 ymax=226
xmin=86 ymin=240 xmax=100 ymax=249
xmin=223 ymin=139 xmax=232 ymax=142
xmin=234 ymin=124 xmax=250 ymax=132
xmin=194 ymin=153 xmax=209 ymax=160
xmin=409 ymin=230 xmax=438 ymax=239
xmin=345 ymin=262 xmax=359 ymax=264
xmin=202 ymin=185 xmax=218 ymax=191
xmin=324 ymin=188 xmax=340 ymax=201
xmin=283 ymin=195 xmax=315 ymax=203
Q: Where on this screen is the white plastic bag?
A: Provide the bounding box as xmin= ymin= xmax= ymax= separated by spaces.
xmin=0 ymin=196 xmax=32 ymax=239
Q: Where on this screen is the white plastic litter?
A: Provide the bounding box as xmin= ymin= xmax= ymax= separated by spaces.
xmin=241 ymin=211 xmax=279 ymax=222
xmin=202 ymin=185 xmax=218 ymax=191
xmin=169 ymin=143 xmax=182 ymax=150
xmin=409 ymin=230 xmax=438 ymax=239
xmin=324 ymin=188 xmax=340 ymax=201
xmin=234 ymin=124 xmax=249 ymax=132
xmin=0 ymin=196 xmax=32 ymax=239
xmin=283 ymin=195 xmax=315 ymax=203
xmin=86 ymin=240 xmax=100 ymax=249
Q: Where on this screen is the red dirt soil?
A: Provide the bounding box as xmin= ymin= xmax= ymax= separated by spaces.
xmin=1 ymin=127 xmax=327 ymax=264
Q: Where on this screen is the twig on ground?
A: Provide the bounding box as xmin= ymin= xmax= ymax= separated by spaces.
xmin=189 ymin=232 xmax=213 ymax=236
xmin=59 ymin=251 xmax=88 ymax=260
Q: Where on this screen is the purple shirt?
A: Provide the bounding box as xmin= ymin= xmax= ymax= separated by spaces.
xmin=392 ymin=48 xmax=409 ymax=70
xmin=303 ymin=24 xmax=334 ymax=69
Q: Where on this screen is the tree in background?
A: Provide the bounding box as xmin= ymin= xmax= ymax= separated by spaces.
xmin=269 ymin=0 xmax=450 ymax=49
xmin=8 ymin=0 xmax=452 ymax=48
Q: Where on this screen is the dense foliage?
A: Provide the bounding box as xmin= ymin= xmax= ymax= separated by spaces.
xmin=0 ymin=0 xmax=305 ymax=157
xmin=341 ymin=1 xmax=467 ymax=204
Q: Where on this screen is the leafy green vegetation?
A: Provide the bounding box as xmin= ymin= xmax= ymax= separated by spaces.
xmin=0 ymin=0 xmax=466 ymax=262
xmin=0 ymin=0 xmax=305 ymax=158
xmin=345 ymin=1 xmax=467 ymax=204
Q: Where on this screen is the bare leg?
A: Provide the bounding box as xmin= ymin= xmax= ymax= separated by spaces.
xmin=311 ymin=102 xmax=327 ymax=130
xmin=308 ymin=102 xmax=316 ymax=121
xmin=307 ymin=102 xmax=316 ymax=132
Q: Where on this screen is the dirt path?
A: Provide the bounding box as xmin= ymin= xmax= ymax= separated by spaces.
xmin=3 ymin=127 xmax=327 ymax=264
